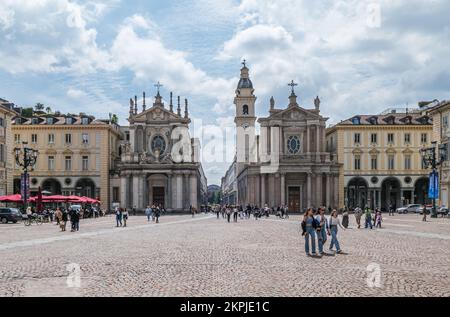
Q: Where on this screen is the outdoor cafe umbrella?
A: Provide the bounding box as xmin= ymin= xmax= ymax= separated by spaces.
xmin=0 ymin=194 xmax=23 ymax=203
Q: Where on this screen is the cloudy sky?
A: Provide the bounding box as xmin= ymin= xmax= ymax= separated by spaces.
xmin=1 ymin=0 xmax=449 ymax=185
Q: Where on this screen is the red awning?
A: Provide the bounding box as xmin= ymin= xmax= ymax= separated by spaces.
xmin=0 ymin=194 xmax=23 ymax=203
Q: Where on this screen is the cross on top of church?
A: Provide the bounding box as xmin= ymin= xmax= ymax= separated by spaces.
xmin=288 ymin=80 xmax=298 ymax=94
xmin=242 ymin=59 xmax=247 ymax=68
xmin=154 ymin=81 xmax=163 ymax=94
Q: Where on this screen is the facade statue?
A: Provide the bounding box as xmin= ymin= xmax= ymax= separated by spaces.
xmin=314 ymin=96 xmax=321 ymax=110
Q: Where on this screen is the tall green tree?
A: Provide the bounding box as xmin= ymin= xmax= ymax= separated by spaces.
xmin=35 ymin=103 xmax=45 ymax=111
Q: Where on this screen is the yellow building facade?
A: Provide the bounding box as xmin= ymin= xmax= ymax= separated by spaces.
xmin=0 ymin=99 xmax=18 ymax=196
xmin=428 ymin=100 xmax=450 ymax=208
xmin=326 ymin=109 xmax=432 ymax=211
xmin=11 ymin=111 xmax=122 ymax=210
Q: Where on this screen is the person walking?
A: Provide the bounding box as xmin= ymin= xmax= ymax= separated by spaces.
xmin=301 ymin=208 xmax=318 ymax=257
xmin=216 ymin=206 xmax=220 ymax=219
xmin=388 ymin=203 xmax=394 ymax=216
xmin=315 ymin=208 xmax=330 ymax=256
xmin=342 ymin=208 xmax=349 ymax=229
xmin=61 ymin=209 xmax=68 ymax=232
xmin=354 ymin=206 xmax=363 ymax=229
xmin=364 ymin=206 xmax=373 ymax=229
xmin=422 ymin=204 xmax=427 ymax=222
xmin=155 ymin=206 xmax=161 ymax=223
xmin=191 ymin=205 xmax=195 ymax=218
xmin=123 ymin=208 xmax=129 ymax=227
xmin=329 ymin=209 xmax=345 ymax=254
xmin=145 ymin=206 xmax=152 ymax=222
xmin=375 ymin=209 xmax=382 ymax=228
xmin=116 ymin=207 xmax=123 ymax=227
xmin=233 ymin=206 xmax=238 ymax=222
xmin=226 ymin=207 xmax=231 ymax=223
xmin=55 ymin=208 xmax=63 ymax=231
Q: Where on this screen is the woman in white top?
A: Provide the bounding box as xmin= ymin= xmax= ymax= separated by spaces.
xmin=328 ymin=209 xmax=345 ymax=254
xmin=122 ymin=208 xmax=129 ymax=227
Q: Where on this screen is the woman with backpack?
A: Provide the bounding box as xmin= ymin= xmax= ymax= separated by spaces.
xmin=301 ymin=208 xmax=318 ymax=257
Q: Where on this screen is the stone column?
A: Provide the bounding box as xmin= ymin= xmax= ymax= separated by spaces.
xmin=326 ymin=174 xmax=331 ymax=208
xmin=261 ymin=174 xmax=266 ymax=207
xmin=120 ymin=175 xmax=127 ymax=208
xmin=190 ymin=173 xmax=198 ymax=209
xmin=306 ymin=125 xmax=310 ymax=154
xmin=184 ymin=173 xmax=190 ymax=210
xmin=307 ymin=172 xmax=312 ymax=208
xmin=129 ymin=128 xmax=135 ymax=152
xmin=132 ymin=174 xmax=139 ymax=209
xmin=316 ymin=173 xmax=322 ymax=207
xmin=176 ymin=174 xmax=183 ymax=209
xmin=167 ymin=174 xmax=173 ymax=210
xmin=334 ymin=175 xmax=340 ymax=208
xmin=280 ymin=173 xmax=286 ymax=206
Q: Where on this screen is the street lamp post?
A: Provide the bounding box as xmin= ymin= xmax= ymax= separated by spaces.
xmin=14 ymin=142 xmax=38 ymax=209
xmin=420 ymin=141 xmax=447 ymax=218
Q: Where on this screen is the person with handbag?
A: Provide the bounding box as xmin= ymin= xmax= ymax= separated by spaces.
xmin=122 ymin=208 xmax=129 ymax=227
xmin=302 ymin=208 xmax=318 ymax=257
xmin=329 ymin=209 xmax=345 ymax=254
xmin=315 ymin=208 xmax=330 ymax=256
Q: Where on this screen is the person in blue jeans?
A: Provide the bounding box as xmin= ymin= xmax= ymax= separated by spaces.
xmin=302 ymin=208 xmax=318 ymax=257
xmin=115 ymin=207 xmax=123 ymax=227
xmin=145 ymin=206 xmax=152 ymax=222
xmin=364 ymin=207 xmax=373 ymax=229
xmin=329 ymin=209 xmax=345 ymax=254
xmin=315 ymin=208 xmax=330 ymax=256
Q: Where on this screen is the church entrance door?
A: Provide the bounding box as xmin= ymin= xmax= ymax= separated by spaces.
xmin=288 ymin=186 xmax=301 ymax=213
xmin=153 ymin=187 xmax=165 ymax=207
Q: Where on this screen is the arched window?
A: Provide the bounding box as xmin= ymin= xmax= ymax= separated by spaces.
xmin=243 ymin=105 xmax=249 ymax=115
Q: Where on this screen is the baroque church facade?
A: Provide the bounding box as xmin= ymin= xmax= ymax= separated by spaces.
xmin=112 ymin=89 xmax=207 ymax=212
xmin=230 ymin=64 xmax=340 ymax=212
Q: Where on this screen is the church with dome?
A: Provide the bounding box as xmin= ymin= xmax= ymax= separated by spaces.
xmin=111 ymin=87 xmax=207 ymax=212
xmin=223 ymin=63 xmax=340 ymax=212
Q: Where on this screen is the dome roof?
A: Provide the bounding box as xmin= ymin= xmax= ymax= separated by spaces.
xmin=237 ymin=77 xmax=253 ymax=89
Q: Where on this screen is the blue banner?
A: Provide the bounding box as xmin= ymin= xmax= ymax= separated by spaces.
xmin=428 ymin=171 xmax=439 ymax=200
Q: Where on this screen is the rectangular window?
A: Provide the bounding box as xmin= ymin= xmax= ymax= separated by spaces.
xmin=48 ymin=156 xmax=55 ymax=171
xmin=421 ymin=133 xmax=428 ymax=144
xmin=125 ymin=132 xmax=130 ymax=142
xmin=31 ymin=134 xmax=37 ymax=144
xmin=404 ymin=133 xmax=411 ymax=144
xmin=354 ymin=133 xmax=361 ymax=144
xmin=65 ymin=156 xmax=72 ymax=171
xmin=370 ymin=133 xmax=377 ymax=144
xmin=48 ymin=134 xmax=55 ymax=144
xmin=14 ymin=134 xmax=20 ymax=144
xmin=354 ymin=156 xmax=361 ymax=170
xmin=388 ymin=155 xmax=395 ymax=170
xmin=0 ymin=118 xmax=4 ymax=127
xmin=65 ymin=134 xmax=72 ymax=144
xmin=82 ymin=156 xmax=89 ymax=171
xmin=0 ymin=144 xmax=4 ymax=163
xmin=113 ymin=187 xmax=120 ymax=202
xmin=387 ymin=133 xmax=395 ymax=144
xmin=371 ymin=157 xmax=378 ymax=170
xmin=405 ymin=155 xmax=411 ymax=170
xmin=82 ymin=133 xmax=89 ymax=144
xmin=443 ymin=116 xmax=448 ymax=130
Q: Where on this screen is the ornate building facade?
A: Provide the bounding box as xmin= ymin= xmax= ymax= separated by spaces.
xmin=230 ymin=64 xmax=340 ymax=212
xmin=112 ymin=90 xmax=207 ymax=212
xmin=326 ymin=108 xmax=433 ymax=211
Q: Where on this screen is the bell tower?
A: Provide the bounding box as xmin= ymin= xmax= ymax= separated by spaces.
xmin=234 ymin=60 xmax=257 ymax=130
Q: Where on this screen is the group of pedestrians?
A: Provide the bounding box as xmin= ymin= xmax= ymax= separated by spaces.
xmin=53 ymin=207 xmax=79 ymax=232
xmin=115 ymin=207 xmax=129 ymax=227
xmin=216 ymin=204 xmax=289 ymax=223
xmin=145 ymin=205 xmax=162 ymax=223
xmin=301 ymin=207 xmax=346 ymax=257
xmin=353 ymin=206 xmax=382 ymax=229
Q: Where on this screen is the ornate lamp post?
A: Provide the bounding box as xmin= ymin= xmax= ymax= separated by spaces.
xmin=420 ymin=141 xmax=447 ymax=218
xmin=14 ymin=142 xmax=38 ymax=208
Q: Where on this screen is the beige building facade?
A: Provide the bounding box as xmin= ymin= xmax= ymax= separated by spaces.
xmin=0 ymin=99 xmax=18 ymax=196
xmin=326 ymin=109 xmax=433 ymax=210
xmin=428 ymin=100 xmax=450 ymax=208
xmin=11 ymin=111 xmax=122 ymax=210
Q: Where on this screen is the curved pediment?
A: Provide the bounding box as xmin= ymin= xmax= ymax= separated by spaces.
xmin=369 ymin=148 xmax=380 ymax=155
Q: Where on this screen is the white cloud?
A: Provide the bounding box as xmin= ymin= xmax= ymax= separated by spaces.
xmin=67 ymin=88 xmax=87 ymax=99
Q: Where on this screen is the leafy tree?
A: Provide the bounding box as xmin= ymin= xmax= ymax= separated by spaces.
xmin=111 ymin=114 xmax=118 ymax=124
xmin=45 ymin=106 xmax=52 ymax=114
xmin=35 ymin=103 xmax=44 ymax=111
xmin=21 ymin=107 xmax=34 ymax=117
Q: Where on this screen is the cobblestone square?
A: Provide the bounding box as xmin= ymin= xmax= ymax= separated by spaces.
xmin=0 ymin=213 xmax=449 ymax=297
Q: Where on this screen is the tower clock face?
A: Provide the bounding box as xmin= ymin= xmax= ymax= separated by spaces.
xmin=242 ymin=123 xmax=249 ymax=130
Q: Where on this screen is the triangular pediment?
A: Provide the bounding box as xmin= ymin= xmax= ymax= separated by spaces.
xmin=268 ymin=106 xmax=322 ymax=121
xmin=133 ymin=106 xmax=183 ymax=122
